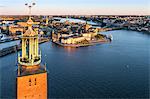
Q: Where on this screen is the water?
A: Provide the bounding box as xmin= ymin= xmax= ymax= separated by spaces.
xmin=54 ymin=17 xmax=97 ymax=25
xmin=0 ymin=30 xmax=149 ymax=98
xmin=0 ymin=40 xmax=20 ymax=50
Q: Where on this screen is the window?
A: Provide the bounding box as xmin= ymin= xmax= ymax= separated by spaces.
xmin=29 ymin=78 xmax=31 ymax=86
xmin=35 ymin=78 xmax=36 ymax=85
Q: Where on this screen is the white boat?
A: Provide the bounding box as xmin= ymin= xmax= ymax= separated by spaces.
xmin=107 ymin=34 xmax=113 ymax=41
xmin=0 ymin=34 xmax=12 ymax=42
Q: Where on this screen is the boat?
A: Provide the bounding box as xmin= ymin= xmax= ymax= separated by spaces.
xmin=107 ymin=34 xmax=113 ymax=41
xmin=0 ymin=34 xmax=12 ymax=42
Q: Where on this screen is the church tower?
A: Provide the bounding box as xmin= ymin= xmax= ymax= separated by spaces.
xmin=17 ymin=3 xmax=47 ymax=99
xmin=85 ymin=21 xmax=91 ymax=32
xmin=46 ymin=16 xmax=49 ymax=25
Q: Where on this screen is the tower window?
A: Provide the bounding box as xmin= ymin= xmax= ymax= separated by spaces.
xmin=35 ymin=78 xmax=37 ymax=85
xmin=29 ymin=78 xmax=31 ymax=86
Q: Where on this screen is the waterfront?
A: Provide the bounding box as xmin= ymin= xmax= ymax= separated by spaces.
xmin=0 ymin=30 xmax=149 ymax=98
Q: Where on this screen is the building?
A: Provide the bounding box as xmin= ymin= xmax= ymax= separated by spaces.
xmin=17 ymin=21 xmax=40 ymax=27
xmin=51 ymin=22 xmax=99 ymax=44
xmin=9 ymin=25 xmax=24 ymax=35
xmin=61 ymin=36 xmax=85 ymax=44
xmin=17 ymin=17 xmax=47 ymax=99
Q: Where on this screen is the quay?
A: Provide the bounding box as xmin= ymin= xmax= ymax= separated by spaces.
xmin=53 ymin=41 xmax=93 ymax=47
xmin=0 ymin=38 xmax=49 ymax=57
xmin=53 ymin=38 xmax=110 ymax=48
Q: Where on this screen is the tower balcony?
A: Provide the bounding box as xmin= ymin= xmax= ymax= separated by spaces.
xmin=18 ymin=54 xmax=41 ymax=66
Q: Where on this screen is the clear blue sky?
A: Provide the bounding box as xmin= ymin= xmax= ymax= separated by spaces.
xmin=0 ymin=0 xmax=149 ymax=15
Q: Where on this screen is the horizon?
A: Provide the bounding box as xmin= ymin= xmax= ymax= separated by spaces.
xmin=0 ymin=15 xmax=150 ymax=16
xmin=0 ymin=0 xmax=150 ymax=15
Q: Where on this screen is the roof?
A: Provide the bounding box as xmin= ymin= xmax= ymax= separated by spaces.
xmin=23 ymin=27 xmax=37 ymax=36
xmin=23 ymin=18 xmax=37 ymax=37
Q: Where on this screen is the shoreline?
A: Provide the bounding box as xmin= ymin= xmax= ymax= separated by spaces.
xmin=53 ymin=39 xmax=110 ymax=48
xmin=99 ymin=27 xmax=150 ymax=34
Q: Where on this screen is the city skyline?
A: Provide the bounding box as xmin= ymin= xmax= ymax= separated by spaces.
xmin=0 ymin=0 xmax=150 ymax=15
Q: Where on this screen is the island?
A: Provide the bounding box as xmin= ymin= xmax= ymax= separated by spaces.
xmin=51 ymin=20 xmax=112 ymax=47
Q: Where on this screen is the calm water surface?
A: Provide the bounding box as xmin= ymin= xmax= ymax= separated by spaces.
xmin=0 ymin=30 xmax=149 ymax=98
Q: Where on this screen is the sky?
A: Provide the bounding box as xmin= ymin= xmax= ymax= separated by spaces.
xmin=0 ymin=0 xmax=149 ymax=15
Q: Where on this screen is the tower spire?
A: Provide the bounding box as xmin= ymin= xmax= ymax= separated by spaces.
xmin=17 ymin=2 xmax=47 ymax=99
xmin=18 ymin=2 xmax=40 ymax=66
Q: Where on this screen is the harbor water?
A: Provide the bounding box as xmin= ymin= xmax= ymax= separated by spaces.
xmin=0 ymin=30 xmax=149 ymax=98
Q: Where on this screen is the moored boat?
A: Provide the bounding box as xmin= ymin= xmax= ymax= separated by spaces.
xmin=106 ymin=34 xmax=113 ymax=41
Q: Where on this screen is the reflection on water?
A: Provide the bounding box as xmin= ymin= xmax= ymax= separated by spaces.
xmin=64 ymin=47 xmax=77 ymax=53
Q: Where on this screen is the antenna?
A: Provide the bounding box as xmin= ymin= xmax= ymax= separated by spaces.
xmin=25 ymin=2 xmax=36 ymax=16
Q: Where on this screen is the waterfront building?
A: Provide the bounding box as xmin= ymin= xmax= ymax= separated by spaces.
xmin=61 ymin=36 xmax=85 ymax=44
xmin=9 ymin=25 xmax=24 ymax=35
xmin=52 ymin=22 xmax=98 ymax=44
xmin=17 ymin=17 xmax=47 ymax=99
xmin=17 ymin=22 xmax=28 ymax=27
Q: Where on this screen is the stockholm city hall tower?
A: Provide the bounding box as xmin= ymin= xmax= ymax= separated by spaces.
xmin=17 ymin=3 xmax=47 ymax=99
